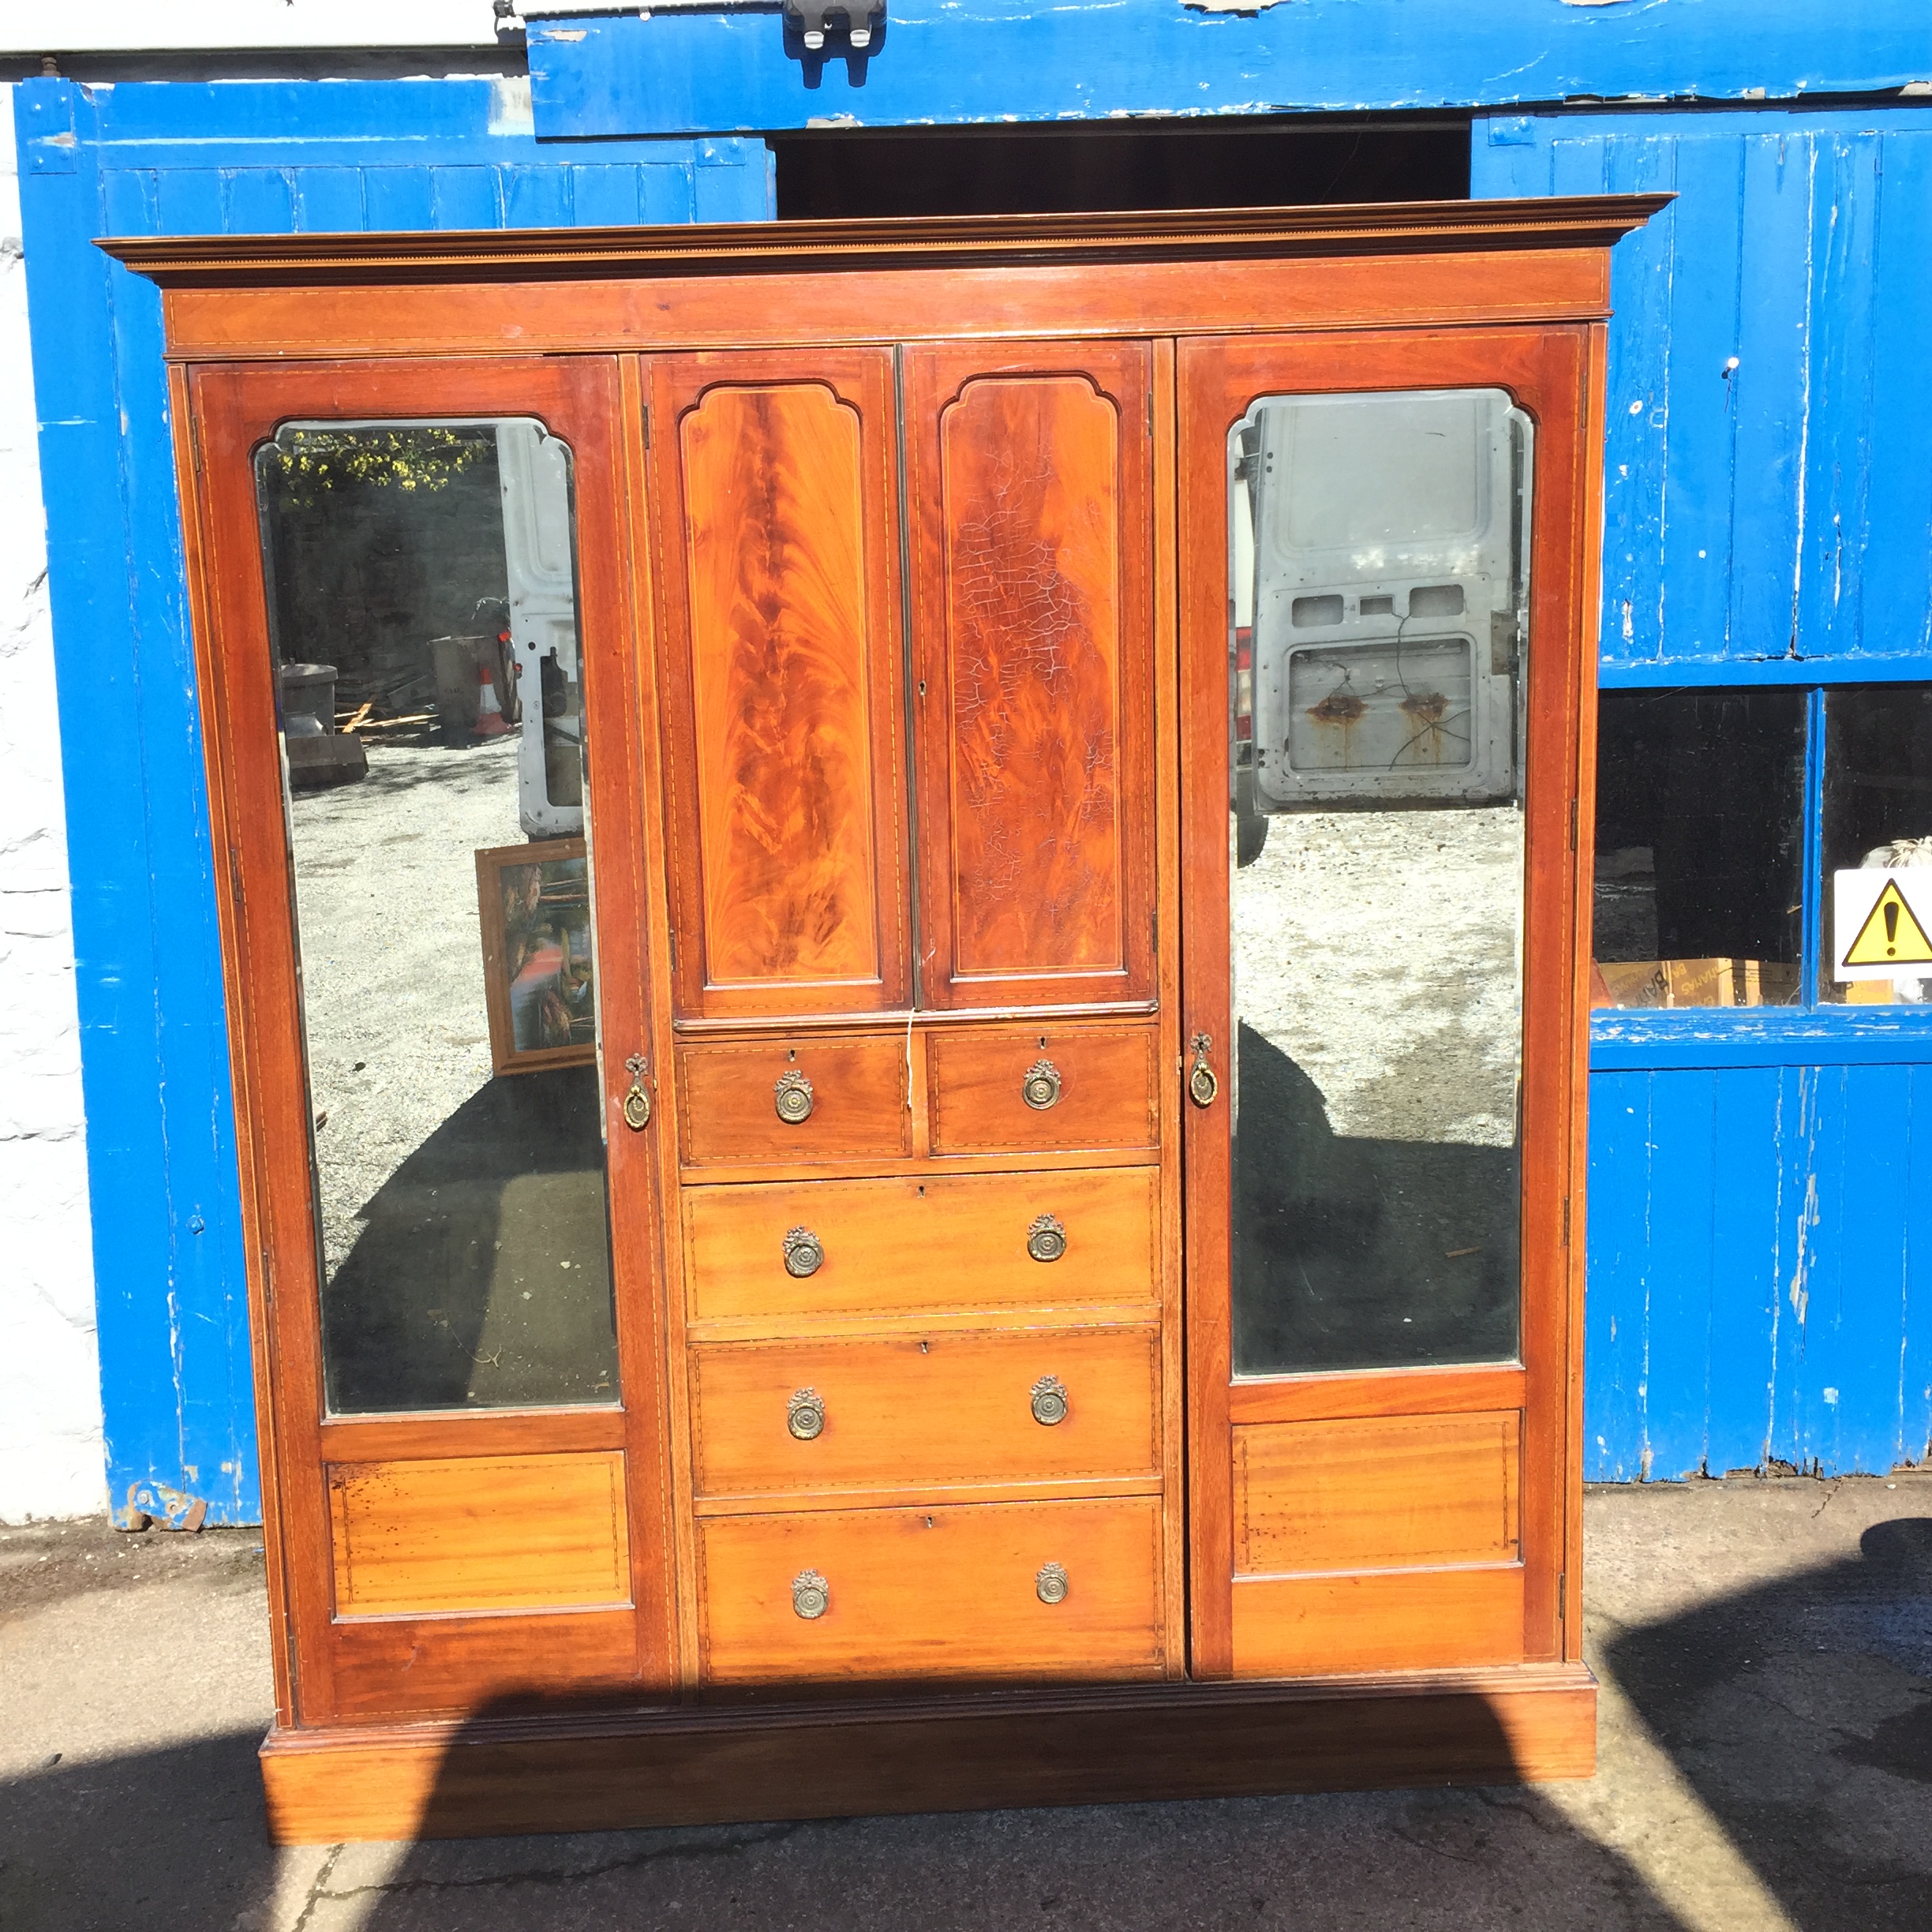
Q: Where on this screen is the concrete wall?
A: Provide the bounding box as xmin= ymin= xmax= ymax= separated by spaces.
xmin=0 ymin=83 xmax=104 ymax=1524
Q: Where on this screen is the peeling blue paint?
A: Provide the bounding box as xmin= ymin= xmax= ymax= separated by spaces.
xmin=527 ymin=1 xmax=1932 ymax=138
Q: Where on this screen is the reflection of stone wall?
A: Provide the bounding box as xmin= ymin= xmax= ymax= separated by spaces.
xmin=264 ymin=441 xmax=508 ymax=712
xmin=0 ymin=85 xmax=105 ymax=1522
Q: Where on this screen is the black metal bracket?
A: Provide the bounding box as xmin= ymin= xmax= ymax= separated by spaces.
xmin=784 ymin=0 xmax=884 ymax=50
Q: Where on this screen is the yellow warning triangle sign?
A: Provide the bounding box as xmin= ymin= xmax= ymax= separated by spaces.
xmin=1844 ymin=878 xmax=1932 ymax=969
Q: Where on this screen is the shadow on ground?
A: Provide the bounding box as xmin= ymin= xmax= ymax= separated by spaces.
xmin=6 ymin=1516 xmax=1929 ymax=1930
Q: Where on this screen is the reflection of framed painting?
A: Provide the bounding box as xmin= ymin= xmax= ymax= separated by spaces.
xmin=475 ymin=838 xmax=597 ymax=1076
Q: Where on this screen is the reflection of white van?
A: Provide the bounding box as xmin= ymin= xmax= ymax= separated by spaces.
xmin=496 ymin=422 xmax=585 ymax=839
xmin=1236 ymin=388 xmax=1531 ymax=811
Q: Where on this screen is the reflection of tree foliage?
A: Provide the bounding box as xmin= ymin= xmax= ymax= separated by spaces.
xmin=262 ymin=426 xmax=495 ymax=510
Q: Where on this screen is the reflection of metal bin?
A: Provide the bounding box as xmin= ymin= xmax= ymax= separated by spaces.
xmin=428 ymin=633 xmax=520 ymax=744
xmin=277 ymin=661 xmax=337 ymax=732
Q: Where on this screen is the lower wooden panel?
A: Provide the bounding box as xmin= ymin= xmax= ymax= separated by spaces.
xmin=696 ymin=1496 xmax=1163 ymax=1684
xmin=1230 ymin=1566 xmax=1526 ymax=1678
xmin=258 ymin=1662 xmax=1597 ymax=1843
xmin=326 ymin=1608 xmax=644 ymax=1723
xmin=327 ymin=1451 xmax=631 ymax=1617
xmin=1234 ymin=1411 xmax=1522 ymax=1575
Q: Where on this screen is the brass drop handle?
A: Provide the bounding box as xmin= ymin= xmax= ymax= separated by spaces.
xmin=792 ymin=1569 xmax=829 ymax=1620
xmin=774 ymin=1069 xmax=814 ymax=1124
xmin=1030 ymin=1375 xmax=1069 ymax=1426
xmin=1035 ymin=1562 xmax=1069 ymax=1606
xmin=1026 ymin=1213 xmax=1066 ymax=1264
xmin=1022 ymin=1058 xmax=1062 ymax=1110
xmin=1189 ymin=1032 xmax=1219 ymax=1108
xmin=788 ymin=1388 xmax=825 ymax=1440
xmin=622 ymin=1053 xmax=652 ymax=1131
xmin=782 ymin=1226 xmax=825 ymax=1279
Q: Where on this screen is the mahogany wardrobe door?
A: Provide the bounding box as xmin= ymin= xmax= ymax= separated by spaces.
xmin=184 ymin=355 xmax=676 ymax=1724
xmin=1176 ymin=327 xmax=1601 ymax=1679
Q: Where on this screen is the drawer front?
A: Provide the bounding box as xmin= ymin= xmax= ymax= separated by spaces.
xmin=691 ymin=1327 xmax=1159 ymax=1500
xmin=697 ymin=1496 xmax=1163 ymax=1683
xmin=928 ymin=1024 xmax=1159 ymax=1155
xmin=683 ymin=1167 xmax=1159 ymax=1324
xmin=677 ymin=1035 xmax=909 ymax=1166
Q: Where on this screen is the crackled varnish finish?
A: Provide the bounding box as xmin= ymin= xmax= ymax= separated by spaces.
xmin=121 ymin=195 xmax=1663 ymax=1842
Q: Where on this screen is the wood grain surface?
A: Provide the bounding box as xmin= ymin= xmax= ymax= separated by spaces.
xmin=327 ymin=1451 xmax=631 ymax=1617
xmin=689 ymin=1327 xmax=1160 ymax=1500
xmin=907 ymin=343 xmax=1156 ymax=1009
xmin=1230 ymin=1566 xmax=1527 ymax=1678
xmin=696 ymin=1496 xmax=1164 ymax=1683
xmin=681 ymin=1166 xmax=1159 ymax=1327
xmin=926 ymin=1020 xmax=1159 ymax=1155
xmin=676 ymin=1033 xmax=910 ymax=1166
xmin=680 ymin=382 xmax=884 ymax=990
xmin=647 ymin=350 xmax=910 ymax=1019
xmin=1234 ymin=1412 xmax=1522 ymax=1576
xmin=257 ymin=1661 xmax=1597 ymax=1842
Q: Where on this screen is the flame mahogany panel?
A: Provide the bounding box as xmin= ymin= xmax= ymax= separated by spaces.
xmin=906 ymin=343 xmax=1156 ymax=1009
xmin=649 ymin=351 xmax=910 ymax=1018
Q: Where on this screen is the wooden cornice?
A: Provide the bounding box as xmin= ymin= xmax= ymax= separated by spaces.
xmin=100 ymin=195 xmax=1671 ymax=288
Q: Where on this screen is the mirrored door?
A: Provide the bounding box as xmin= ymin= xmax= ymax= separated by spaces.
xmin=1180 ymin=331 xmax=1597 ymax=1681
xmin=186 ymin=356 xmax=676 ymax=1724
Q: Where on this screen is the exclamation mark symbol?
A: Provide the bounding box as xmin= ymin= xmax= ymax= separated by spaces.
xmin=1885 ymin=898 xmax=1900 ymax=957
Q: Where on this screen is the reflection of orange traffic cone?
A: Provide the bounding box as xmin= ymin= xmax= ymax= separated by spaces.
xmin=474 ymin=660 xmax=508 ymax=738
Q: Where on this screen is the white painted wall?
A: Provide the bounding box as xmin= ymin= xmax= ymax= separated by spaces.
xmin=0 ymin=84 xmax=105 ymax=1525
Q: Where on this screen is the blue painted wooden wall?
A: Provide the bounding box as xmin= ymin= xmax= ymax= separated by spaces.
xmin=1477 ymin=110 xmax=1932 ymax=1480
xmin=14 ymin=76 xmax=770 ymax=1526
xmin=523 ymin=2 xmax=1932 ymax=137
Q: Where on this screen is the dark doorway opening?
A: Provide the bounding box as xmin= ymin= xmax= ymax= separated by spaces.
xmin=773 ymin=116 xmax=1471 ymax=220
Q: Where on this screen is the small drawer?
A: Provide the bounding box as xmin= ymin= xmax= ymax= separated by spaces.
xmin=927 ymin=1023 xmax=1159 ymax=1155
xmin=690 ymin=1327 xmax=1159 ymax=1500
xmin=676 ymin=1035 xmax=909 ymax=1167
xmin=697 ymin=1496 xmax=1163 ymax=1683
xmin=683 ymin=1167 xmax=1159 ymax=1326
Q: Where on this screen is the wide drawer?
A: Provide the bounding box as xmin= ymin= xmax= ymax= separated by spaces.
xmin=697 ymin=1496 xmax=1164 ymax=1683
xmin=927 ymin=1023 xmax=1159 ymax=1155
xmin=676 ymin=1035 xmax=909 ymax=1167
xmin=683 ymin=1167 xmax=1159 ymax=1325
xmin=690 ymin=1327 xmax=1160 ymax=1500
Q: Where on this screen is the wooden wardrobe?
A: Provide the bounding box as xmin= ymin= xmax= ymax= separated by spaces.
xmin=114 ymin=195 xmax=1663 ymax=1842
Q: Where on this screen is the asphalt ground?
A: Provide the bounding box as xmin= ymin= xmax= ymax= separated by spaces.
xmin=3 ymin=1473 xmax=1929 ymax=1931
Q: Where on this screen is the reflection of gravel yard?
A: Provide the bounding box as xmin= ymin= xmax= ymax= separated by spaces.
xmin=1235 ymin=805 xmax=1524 ymax=1148
xmin=288 ymin=736 xmax=523 ymax=1279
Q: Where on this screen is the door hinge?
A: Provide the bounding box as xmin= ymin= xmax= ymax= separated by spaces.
xmin=1558 ymin=1571 xmax=1567 ymax=1620
xmin=1562 ymin=1196 xmax=1571 ymax=1246
xmin=641 ymin=405 xmax=650 ymax=451
xmin=227 ymin=844 xmax=245 ymax=912
xmin=1147 ymin=392 xmax=1154 ymax=437
xmin=1569 ymin=796 xmax=1578 ymax=852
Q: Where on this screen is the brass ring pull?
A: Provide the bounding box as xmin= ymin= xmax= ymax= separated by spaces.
xmin=792 ymin=1569 xmax=830 ymax=1620
xmin=622 ymin=1054 xmax=652 ymax=1131
xmin=787 ymin=1388 xmax=825 ymax=1440
xmin=1026 ymin=1212 xmax=1066 ymax=1264
xmin=1022 ymin=1058 xmax=1062 ymax=1110
xmin=1035 ymin=1562 xmax=1069 ymax=1606
xmin=774 ymin=1069 xmax=814 ymax=1124
xmin=1030 ymin=1374 xmax=1069 ymax=1426
xmin=783 ymin=1226 xmax=824 ymax=1278
xmin=1189 ymin=1032 xmax=1219 ymax=1108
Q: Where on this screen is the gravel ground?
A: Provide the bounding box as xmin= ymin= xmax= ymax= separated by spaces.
xmin=288 ymin=735 xmax=526 ymax=1281
xmin=1235 ymin=803 xmax=1523 ymax=1148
